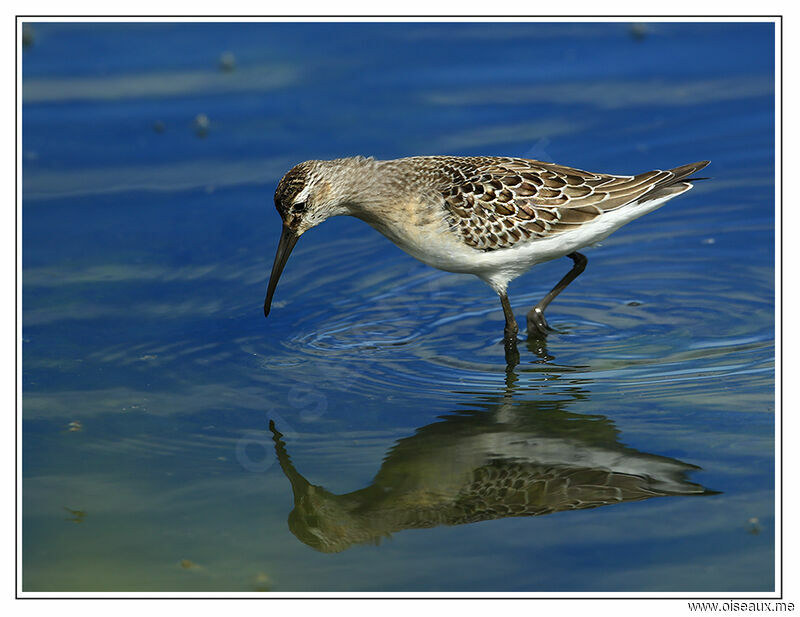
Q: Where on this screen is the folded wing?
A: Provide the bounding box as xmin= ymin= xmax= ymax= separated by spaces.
xmin=440 ymin=157 xmax=709 ymax=251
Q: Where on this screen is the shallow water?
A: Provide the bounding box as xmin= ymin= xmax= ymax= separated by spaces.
xmin=22 ymin=21 xmax=775 ymax=593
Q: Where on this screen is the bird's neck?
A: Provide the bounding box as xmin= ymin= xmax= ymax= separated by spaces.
xmin=337 ymin=158 xmax=435 ymax=230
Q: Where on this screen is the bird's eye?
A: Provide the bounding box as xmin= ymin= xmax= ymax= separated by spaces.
xmin=293 ymin=201 xmax=307 ymax=213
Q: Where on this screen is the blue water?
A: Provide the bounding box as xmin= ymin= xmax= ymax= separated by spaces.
xmin=22 ymin=21 xmax=775 ymax=593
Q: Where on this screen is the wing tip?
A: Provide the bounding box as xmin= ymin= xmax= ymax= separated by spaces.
xmin=669 ymin=160 xmax=710 ymax=179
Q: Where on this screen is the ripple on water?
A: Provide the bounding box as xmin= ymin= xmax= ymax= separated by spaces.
xmin=253 ymin=234 xmax=773 ymax=404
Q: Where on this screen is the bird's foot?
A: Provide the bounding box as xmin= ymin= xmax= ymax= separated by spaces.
xmin=526 ymin=307 xmax=554 ymax=338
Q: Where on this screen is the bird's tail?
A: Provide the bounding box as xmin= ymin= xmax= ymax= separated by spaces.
xmin=664 ymin=160 xmax=711 ymax=184
xmin=642 ymin=160 xmax=710 ymax=202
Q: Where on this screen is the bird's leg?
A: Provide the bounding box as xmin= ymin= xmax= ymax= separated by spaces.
xmin=500 ymin=292 xmax=520 ymax=368
xmin=527 ymin=252 xmax=587 ymax=338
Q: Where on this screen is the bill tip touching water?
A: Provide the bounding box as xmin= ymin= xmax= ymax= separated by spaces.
xmin=263 ymin=155 xmax=709 ymax=362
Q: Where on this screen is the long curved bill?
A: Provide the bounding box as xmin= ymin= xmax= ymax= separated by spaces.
xmin=264 ymin=225 xmax=299 ymax=317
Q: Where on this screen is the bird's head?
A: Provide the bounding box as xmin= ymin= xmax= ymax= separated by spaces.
xmin=264 ymin=158 xmax=371 ymax=317
xmin=274 ymin=160 xmax=354 ymax=235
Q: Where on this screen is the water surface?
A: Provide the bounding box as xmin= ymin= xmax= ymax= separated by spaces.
xmin=22 ymin=21 xmax=775 ymax=593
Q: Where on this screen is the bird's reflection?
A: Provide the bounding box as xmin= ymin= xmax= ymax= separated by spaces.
xmin=270 ymin=371 xmax=717 ymax=553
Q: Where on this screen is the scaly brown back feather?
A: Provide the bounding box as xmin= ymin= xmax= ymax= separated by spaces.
xmin=424 ymin=156 xmax=709 ymax=251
